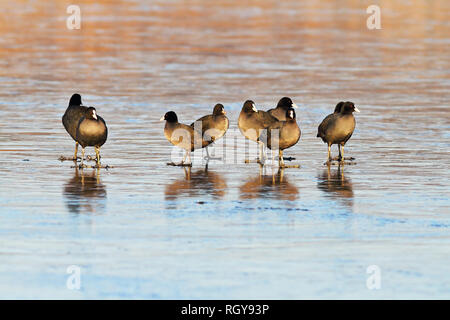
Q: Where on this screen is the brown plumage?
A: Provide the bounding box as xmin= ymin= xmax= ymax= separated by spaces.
xmin=317 ymin=101 xmax=360 ymax=161
xmin=76 ymin=107 xmax=108 ymax=166
xmin=259 ymin=108 xmax=301 ymax=167
xmin=190 ymin=104 xmax=229 ymax=158
xmin=238 ymin=100 xmax=279 ymax=161
xmin=238 ymin=100 xmax=278 ymax=142
xmin=161 ymin=111 xmax=205 ymax=165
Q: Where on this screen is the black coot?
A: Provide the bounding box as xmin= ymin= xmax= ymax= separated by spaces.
xmin=317 ymin=101 xmax=360 ymax=162
xmin=76 ymin=107 xmax=108 ymax=167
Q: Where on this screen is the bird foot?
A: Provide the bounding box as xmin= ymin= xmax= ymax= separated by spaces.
xmin=331 ymin=156 xmax=355 ymax=161
xmin=59 ymin=155 xmax=99 ymax=162
xmin=72 ymin=163 xmax=111 ymax=169
xmin=244 ymin=158 xmax=265 ymax=164
xmin=279 ymin=164 xmax=300 ymax=169
xmin=59 ymin=155 xmax=80 ymax=162
xmin=204 ymin=156 xmax=222 ymax=161
xmin=86 ymin=155 xmax=101 ymax=162
xmin=324 ymin=160 xmax=357 ymax=166
xmin=167 ymin=162 xmax=192 ymax=167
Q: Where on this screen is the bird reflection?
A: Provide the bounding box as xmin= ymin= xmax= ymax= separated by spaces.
xmin=165 ymin=163 xmax=227 ymax=201
xmin=317 ymin=163 xmax=353 ymax=207
xmin=239 ymin=165 xmax=299 ymax=201
xmin=63 ymin=167 xmax=107 ymax=214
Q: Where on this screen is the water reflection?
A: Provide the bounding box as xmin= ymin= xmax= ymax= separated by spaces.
xmin=165 ymin=164 xmax=227 ymax=201
xmin=239 ymin=166 xmax=299 ymax=201
xmin=63 ymin=167 xmax=107 ymax=214
xmin=317 ymin=164 xmax=353 ymax=208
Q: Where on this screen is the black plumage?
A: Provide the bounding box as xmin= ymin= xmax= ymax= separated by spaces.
xmin=317 ymin=101 xmax=360 ymax=162
xmin=267 ymin=97 xmax=299 ymax=121
xmin=62 ymin=93 xmax=88 ymax=159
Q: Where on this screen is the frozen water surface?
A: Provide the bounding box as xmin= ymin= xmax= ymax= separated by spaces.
xmin=0 ymin=0 xmax=449 ymax=299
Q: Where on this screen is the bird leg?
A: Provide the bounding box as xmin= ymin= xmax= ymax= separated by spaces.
xmin=278 ymin=167 xmax=285 ymax=182
xmin=278 ymin=150 xmax=299 ymax=168
xmin=331 ymin=145 xmax=354 ymax=162
xmin=58 ymin=142 xmax=81 ymax=161
xmin=95 ymin=146 xmax=101 ymax=167
xmin=327 ymin=144 xmax=332 ymax=163
xmin=79 ymin=147 xmax=86 ymax=168
xmin=340 ymin=145 xmax=354 ymax=161
xmin=180 ymin=151 xmax=192 ymax=166
xmin=244 ymin=141 xmax=267 ymax=164
xmin=74 ymin=142 xmax=79 ymax=161
xmin=279 ymin=149 xmax=285 ymax=167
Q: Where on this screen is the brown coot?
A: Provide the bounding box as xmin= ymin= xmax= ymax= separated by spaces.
xmin=259 ymin=108 xmax=301 ymax=167
xmin=76 ymin=107 xmax=108 ymax=167
xmin=238 ymin=100 xmax=278 ymax=162
xmin=190 ymin=104 xmax=229 ymax=159
xmin=317 ymin=101 xmax=360 ymax=162
xmin=161 ymin=111 xmax=204 ymax=166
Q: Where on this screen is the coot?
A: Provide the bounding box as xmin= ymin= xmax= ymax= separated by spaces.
xmin=317 ymin=101 xmax=360 ymax=162
xmin=76 ymin=107 xmax=108 ymax=167
xmin=161 ymin=111 xmax=204 ymax=166
xmin=260 ymin=108 xmax=301 ymax=167
xmin=190 ymin=104 xmax=229 ymax=159
xmin=238 ymin=100 xmax=278 ymax=162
